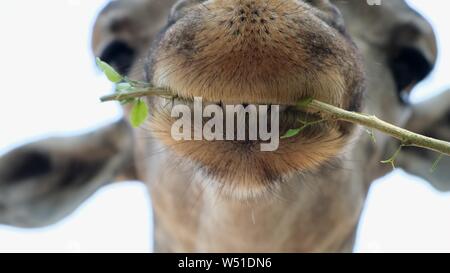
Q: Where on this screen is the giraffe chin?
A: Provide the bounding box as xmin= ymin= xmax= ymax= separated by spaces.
xmin=148 ymin=100 xmax=351 ymax=200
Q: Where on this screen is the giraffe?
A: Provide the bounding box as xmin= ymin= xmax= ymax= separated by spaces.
xmin=0 ymin=0 xmax=448 ymax=252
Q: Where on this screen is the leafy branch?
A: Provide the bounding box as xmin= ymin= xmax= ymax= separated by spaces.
xmin=96 ymin=58 xmax=449 ymax=168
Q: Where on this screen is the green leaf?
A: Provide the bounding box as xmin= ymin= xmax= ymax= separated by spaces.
xmin=115 ymin=82 xmax=133 ymax=92
xmin=96 ymin=57 xmax=123 ymax=83
xmin=130 ymin=99 xmax=149 ymax=128
xmin=120 ymin=98 xmax=135 ymax=105
xmin=297 ymin=97 xmax=313 ymax=109
xmin=281 ymin=128 xmax=302 ymax=139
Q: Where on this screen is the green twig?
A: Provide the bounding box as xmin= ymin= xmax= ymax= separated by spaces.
xmin=301 ymin=99 xmax=450 ymax=157
xmin=96 ymin=58 xmax=450 ymax=158
xmin=100 ymin=87 xmax=450 ymax=157
xmin=100 ymin=87 xmax=173 ymax=103
xmin=381 ymin=145 xmax=404 ymax=170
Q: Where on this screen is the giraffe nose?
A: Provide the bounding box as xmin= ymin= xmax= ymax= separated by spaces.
xmin=151 ymin=0 xmax=359 ymax=108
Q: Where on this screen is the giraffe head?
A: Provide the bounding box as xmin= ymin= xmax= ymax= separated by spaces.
xmin=88 ymin=0 xmax=445 ymax=199
xmin=95 ymin=0 xmax=367 ymax=198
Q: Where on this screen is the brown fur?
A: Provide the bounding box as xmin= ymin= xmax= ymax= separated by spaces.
xmin=151 ymin=0 xmax=363 ymax=108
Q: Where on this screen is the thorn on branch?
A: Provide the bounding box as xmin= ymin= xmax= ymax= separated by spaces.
xmin=381 ymin=145 xmax=404 ymax=170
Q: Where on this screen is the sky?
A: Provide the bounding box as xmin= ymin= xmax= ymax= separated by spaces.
xmin=0 ymin=0 xmax=449 ymax=252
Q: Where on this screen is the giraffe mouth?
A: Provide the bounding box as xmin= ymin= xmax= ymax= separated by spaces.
xmin=151 ymin=94 xmax=326 ymax=144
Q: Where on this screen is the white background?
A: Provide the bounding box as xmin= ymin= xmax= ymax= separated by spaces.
xmin=0 ymin=0 xmax=449 ymax=252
